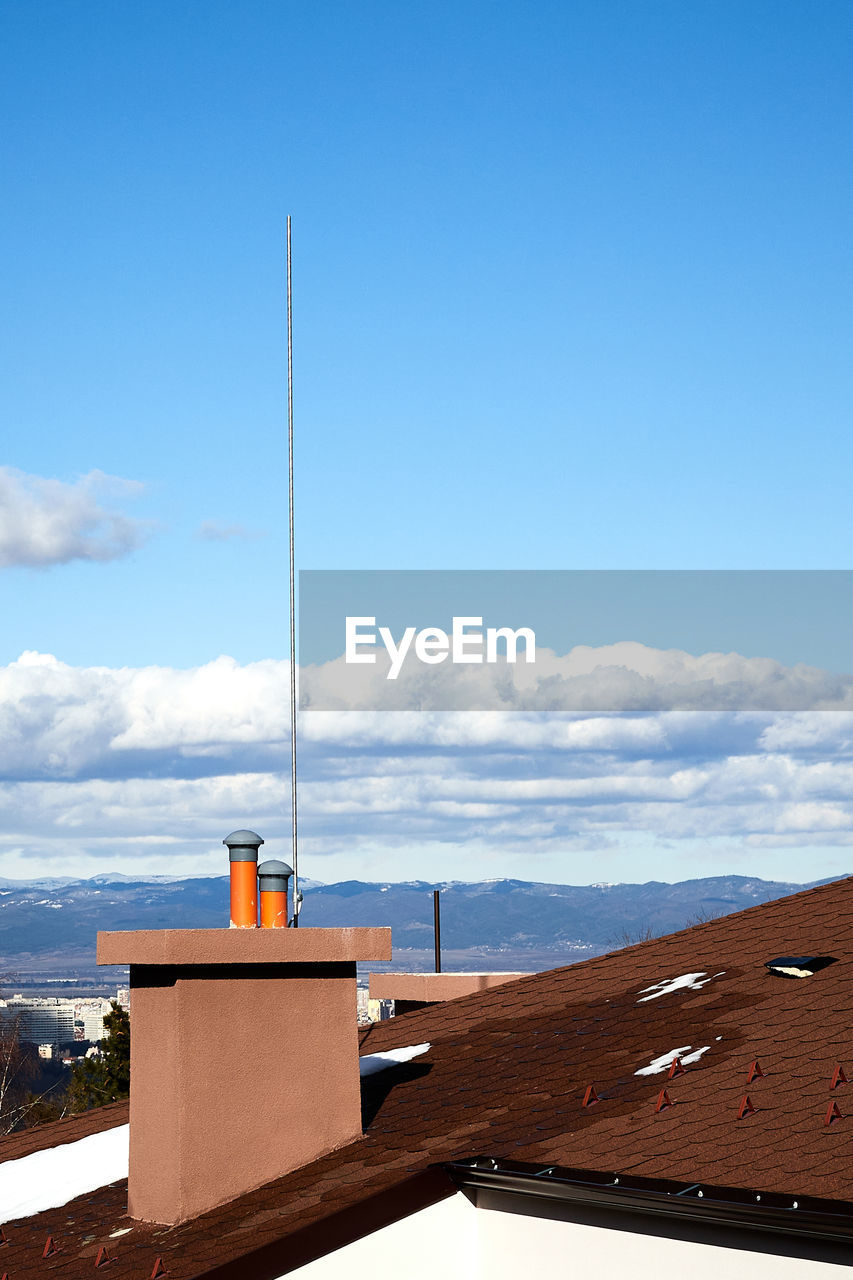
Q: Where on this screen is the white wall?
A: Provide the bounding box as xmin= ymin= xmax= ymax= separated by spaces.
xmin=286 ymin=1189 xmax=853 ymax=1280
xmin=477 ymin=1194 xmax=853 ymax=1279
xmin=287 ymin=1192 xmax=476 ymax=1278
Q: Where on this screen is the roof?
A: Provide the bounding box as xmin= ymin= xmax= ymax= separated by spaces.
xmin=3 ymin=874 xmax=853 ymax=1277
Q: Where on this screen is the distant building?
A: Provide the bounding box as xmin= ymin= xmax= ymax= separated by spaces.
xmin=0 ymin=997 xmax=74 ymax=1044
xmin=74 ymin=998 xmax=113 ymax=1041
xmin=356 ymin=988 xmax=393 ymax=1024
xmin=0 ymin=994 xmax=113 ymax=1044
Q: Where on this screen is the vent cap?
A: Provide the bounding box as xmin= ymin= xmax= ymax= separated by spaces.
xmin=258 ymin=859 xmax=294 ymax=893
xmin=223 ymin=830 xmax=264 ymax=862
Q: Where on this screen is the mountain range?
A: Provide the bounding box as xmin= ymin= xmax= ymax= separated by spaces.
xmin=0 ymin=871 xmax=844 ymax=971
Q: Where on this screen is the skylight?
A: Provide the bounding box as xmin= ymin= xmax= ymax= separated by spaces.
xmin=765 ymin=956 xmax=838 ymax=979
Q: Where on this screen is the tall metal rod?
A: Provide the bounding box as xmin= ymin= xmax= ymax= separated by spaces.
xmin=287 ymin=215 xmax=299 ymax=925
xmin=433 ymin=889 xmax=441 ymax=972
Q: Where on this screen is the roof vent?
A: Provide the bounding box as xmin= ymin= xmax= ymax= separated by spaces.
xmin=258 ymin=859 xmax=294 ymax=928
xmin=764 ymin=955 xmax=837 ymax=979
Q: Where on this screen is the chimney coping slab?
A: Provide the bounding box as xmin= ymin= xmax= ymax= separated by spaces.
xmin=97 ymin=926 xmax=392 ymax=966
xmin=369 ymin=971 xmax=526 ymax=1003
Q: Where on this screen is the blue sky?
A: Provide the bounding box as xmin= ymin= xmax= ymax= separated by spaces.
xmin=2 ymin=2 xmax=853 ymax=886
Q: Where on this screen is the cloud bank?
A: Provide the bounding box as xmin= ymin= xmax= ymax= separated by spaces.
xmin=0 ymin=468 xmax=149 ymax=569
xmin=300 ymin=641 xmax=853 ymax=713
xmin=1 ymin=646 xmax=853 ymax=881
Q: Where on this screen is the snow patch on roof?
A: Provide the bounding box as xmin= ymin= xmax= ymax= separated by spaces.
xmin=0 ymin=1123 xmax=129 ymax=1221
xmin=635 ymin=1045 xmax=711 ymax=1076
xmin=637 ymin=971 xmax=725 ymax=1003
xmin=359 ymin=1043 xmax=430 ymax=1077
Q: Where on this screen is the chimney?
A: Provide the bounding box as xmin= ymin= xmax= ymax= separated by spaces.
xmin=97 ymin=836 xmax=391 ymax=1224
xmin=369 ymin=970 xmax=526 ymax=1016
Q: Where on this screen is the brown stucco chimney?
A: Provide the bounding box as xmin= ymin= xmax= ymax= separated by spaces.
xmin=97 ymin=923 xmax=391 ymax=1224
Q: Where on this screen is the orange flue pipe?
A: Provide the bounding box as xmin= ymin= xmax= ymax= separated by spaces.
xmin=223 ymin=830 xmax=263 ymax=928
xmin=258 ymin=859 xmax=293 ymax=928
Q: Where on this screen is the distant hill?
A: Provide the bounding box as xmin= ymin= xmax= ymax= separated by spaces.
xmin=0 ymin=871 xmax=844 ymax=970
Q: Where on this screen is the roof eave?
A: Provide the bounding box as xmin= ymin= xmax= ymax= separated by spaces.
xmin=445 ymin=1160 xmax=853 ymax=1246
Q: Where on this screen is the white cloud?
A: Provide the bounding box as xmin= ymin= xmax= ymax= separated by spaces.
xmin=0 ymin=467 xmax=150 ymax=569
xmin=759 ymin=713 xmax=853 ymax=754
xmin=300 ymin=641 xmax=853 ymax=713
xmin=0 ymin=646 xmax=852 ymax=879
xmin=0 ymin=652 xmax=289 ymax=777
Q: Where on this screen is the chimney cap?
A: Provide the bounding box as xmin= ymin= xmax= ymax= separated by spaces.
xmin=224 ymin=830 xmax=264 ymax=862
xmin=258 ymin=859 xmax=294 ymax=892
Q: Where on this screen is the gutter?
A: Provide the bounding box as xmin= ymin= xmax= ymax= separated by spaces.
xmin=445 ymin=1157 xmax=853 ymax=1245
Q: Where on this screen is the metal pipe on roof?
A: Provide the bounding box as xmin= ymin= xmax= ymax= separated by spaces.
xmin=286 ymin=215 xmax=300 ymax=927
xmin=224 ymin=829 xmax=263 ymax=928
xmin=258 ymin=858 xmax=293 ymax=929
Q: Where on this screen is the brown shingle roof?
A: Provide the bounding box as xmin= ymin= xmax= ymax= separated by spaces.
xmin=0 ymin=1099 xmax=128 ymax=1164
xmin=3 ymin=874 xmax=853 ymax=1277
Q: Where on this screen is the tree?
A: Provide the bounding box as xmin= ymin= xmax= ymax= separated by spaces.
xmin=0 ymin=1004 xmax=67 ymax=1133
xmin=67 ymin=1001 xmax=130 ymax=1113
xmin=0 ymin=1009 xmax=37 ymax=1134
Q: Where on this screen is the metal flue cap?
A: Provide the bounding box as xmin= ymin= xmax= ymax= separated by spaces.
xmin=223 ymin=830 xmax=264 ymax=862
xmin=257 ymin=859 xmax=294 ymax=893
